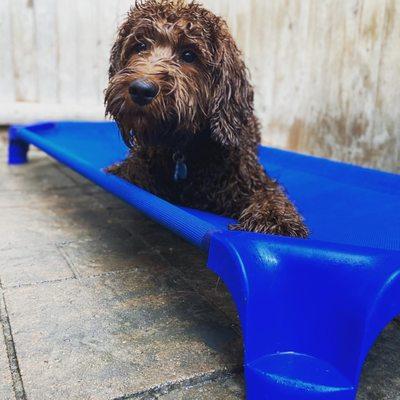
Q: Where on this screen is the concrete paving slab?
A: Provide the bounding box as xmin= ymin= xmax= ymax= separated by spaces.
xmin=0 ymin=157 xmax=76 ymax=192
xmin=83 ymin=186 xmax=134 ymax=210
xmin=0 ymin=206 xmax=71 ymax=250
xmin=49 ymin=205 xmax=133 ymax=243
xmin=158 ymin=375 xmax=244 ymax=400
xmin=106 ymin=207 xmax=183 ymax=252
xmin=59 ymin=236 xmax=164 ymax=277
xmin=0 ymin=244 xmax=74 ymax=287
xmin=357 ymin=322 xmax=400 ymax=399
xmin=56 ymin=164 xmax=94 ymax=186
xmin=5 ymin=269 xmax=241 ymax=400
xmin=0 ymin=186 xmax=103 ymax=210
xmin=0 ymin=323 xmax=15 ymax=400
xmin=0 ymin=203 xmax=132 ymax=250
xmin=106 ymin=206 xmax=240 ymax=326
xmin=156 ymin=242 xmax=240 ymax=327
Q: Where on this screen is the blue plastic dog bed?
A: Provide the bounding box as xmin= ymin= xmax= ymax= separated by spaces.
xmin=8 ymin=121 xmax=400 ymax=399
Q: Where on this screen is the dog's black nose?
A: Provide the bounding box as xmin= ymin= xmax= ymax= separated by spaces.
xmin=129 ymin=79 xmax=159 ymax=106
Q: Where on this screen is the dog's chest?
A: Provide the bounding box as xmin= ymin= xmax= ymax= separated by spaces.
xmin=144 ymin=148 xmax=227 ymax=204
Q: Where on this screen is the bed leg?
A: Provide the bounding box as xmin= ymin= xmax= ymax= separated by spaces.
xmin=8 ymin=126 xmax=29 ymax=165
xmin=244 ymin=349 xmax=356 ymax=400
xmin=206 ymin=231 xmax=400 ymax=400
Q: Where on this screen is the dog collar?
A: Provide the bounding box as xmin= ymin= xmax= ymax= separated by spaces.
xmin=173 ymin=151 xmax=187 ymax=182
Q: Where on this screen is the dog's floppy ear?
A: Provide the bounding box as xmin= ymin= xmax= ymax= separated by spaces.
xmin=209 ymin=30 xmax=254 ymax=147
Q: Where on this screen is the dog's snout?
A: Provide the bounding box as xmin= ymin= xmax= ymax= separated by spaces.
xmin=129 ymin=79 xmax=159 ymax=106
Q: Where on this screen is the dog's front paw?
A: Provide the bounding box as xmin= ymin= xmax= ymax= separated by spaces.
xmin=104 ymin=162 xmax=124 ymax=176
xmin=229 ymin=217 xmax=309 ymax=238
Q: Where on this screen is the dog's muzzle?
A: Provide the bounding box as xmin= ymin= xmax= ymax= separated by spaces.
xmin=129 ymin=79 xmax=159 ymax=106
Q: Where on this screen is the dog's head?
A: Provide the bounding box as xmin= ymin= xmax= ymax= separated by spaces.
xmin=105 ymin=0 xmax=254 ymax=147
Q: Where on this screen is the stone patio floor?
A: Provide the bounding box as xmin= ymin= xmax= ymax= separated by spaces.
xmin=0 ymin=128 xmax=399 ymax=399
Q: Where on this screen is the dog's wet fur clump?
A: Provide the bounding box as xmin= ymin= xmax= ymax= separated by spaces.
xmin=105 ymin=0 xmax=308 ymax=238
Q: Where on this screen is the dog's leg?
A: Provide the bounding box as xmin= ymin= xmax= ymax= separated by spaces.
xmin=104 ymin=161 xmax=126 ymax=177
xmin=105 ymin=157 xmax=139 ymax=181
xmin=105 ymin=154 xmax=159 ymax=196
xmin=230 ymin=183 xmax=309 ymax=238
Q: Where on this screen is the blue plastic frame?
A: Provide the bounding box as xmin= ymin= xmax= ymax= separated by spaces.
xmin=8 ymin=122 xmax=400 ymax=399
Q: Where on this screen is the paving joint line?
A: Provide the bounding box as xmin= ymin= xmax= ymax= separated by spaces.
xmin=112 ymin=367 xmax=242 ymax=400
xmin=3 ymin=267 xmax=164 ymax=290
xmin=0 ymin=185 xmax=79 ymax=194
xmin=0 ymin=279 xmax=27 ymax=400
xmin=4 ymin=275 xmax=78 ymax=290
xmin=56 ymin=243 xmax=79 ymax=279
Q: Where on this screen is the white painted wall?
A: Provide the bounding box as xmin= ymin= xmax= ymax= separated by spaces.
xmin=0 ymin=0 xmax=399 ymax=172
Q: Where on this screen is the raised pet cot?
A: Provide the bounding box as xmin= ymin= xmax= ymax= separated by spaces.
xmin=8 ymin=121 xmax=400 ymax=400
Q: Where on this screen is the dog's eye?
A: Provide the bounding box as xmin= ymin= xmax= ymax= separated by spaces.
xmin=181 ymin=50 xmax=197 ymax=63
xmin=133 ymin=42 xmax=147 ymax=53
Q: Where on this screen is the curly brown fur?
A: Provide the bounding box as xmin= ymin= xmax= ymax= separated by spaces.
xmin=105 ymin=0 xmax=309 ymax=238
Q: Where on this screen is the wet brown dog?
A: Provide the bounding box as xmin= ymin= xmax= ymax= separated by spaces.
xmin=105 ymin=0 xmax=308 ymax=237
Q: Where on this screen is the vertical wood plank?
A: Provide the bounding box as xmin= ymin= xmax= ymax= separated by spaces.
xmin=76 ymin=0 xmax=101 ymax=105
xmin=34 ymin=0 xmax=58 ymax=103
xmin=57 ymin=0 xmax=78 ymax=104
xmin=290 ymin=0 xmax=398 ymax=171
xmin=371 ymin=0 xmax=400 ymax=172
xmin=97 ymin=0 xmax=123 ymax=107
xmin=235 ymin=0 xmax=252 ymax=64
xmin=248 ymin=0 xmax=289 ymax=147
xmin=10 ymin=0 xmax=37 ymax=102
xmin=261 ymin=0 xmax=312 ymax=148
xmin=0 ymin=0 xmax=15 ymax=103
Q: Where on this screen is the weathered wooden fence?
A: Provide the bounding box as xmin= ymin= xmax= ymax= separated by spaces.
xmin=0 ymin=0 xmax=399 ymax=172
